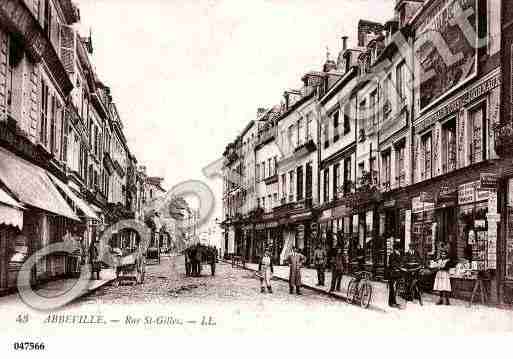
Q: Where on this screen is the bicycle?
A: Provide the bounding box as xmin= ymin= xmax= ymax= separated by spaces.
xmin=346 ymin=271 xmax=373 ymax=308
xmin=395 ymin=266 xmax=423 ymax=306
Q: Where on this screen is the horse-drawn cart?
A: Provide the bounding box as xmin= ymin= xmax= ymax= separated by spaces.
xmin=112 ymin=251 xmax=146 ymax=286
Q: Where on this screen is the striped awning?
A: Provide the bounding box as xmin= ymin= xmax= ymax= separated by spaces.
xmin=0 ymin=148 xmax=78 ymax=221
xmin=47 ymin=173 xmax=99 ymax=220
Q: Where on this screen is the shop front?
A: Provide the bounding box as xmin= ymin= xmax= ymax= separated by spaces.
xmin=405 ymin=163 xmax=507 ymax=303
xmin=318 ymin=204 xmax=353 ymax=263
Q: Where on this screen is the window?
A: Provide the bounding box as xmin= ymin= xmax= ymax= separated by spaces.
xmin=288 ymin=125 xmax=294 ymax=151
xmin=395 ymin=140 xmax=406 ymax=187
xmin=359 ymin=99 xmax=367 ymax=133
xmin=468 ymin=105 xmax=486 ymax=164
xmin=358 ymin=162 xmax=365 ymax=185
xmin=323 ymin=121 xmax=329 ymax=149
xmin=305 ymin=162 xmax=313 ymax=199
xmin=383 ymin=74 xmax=392 ymax=118
xmin=421 ymin=132 xmax=432 ymax=180
xmin=343 ymin=103 xmax=351 ymax=135
xmin=61 ymin=110 xmax=68 ymax=162
xmin=381 ymin=150 xmax=391 ymax=189
xmin=289 ymin=171 xmax=295 ymax=202
xmin=281 ymin=174 xmax=287 ymax=200
xmin=333 ymin=163 xmax=340 ymax=199
xmin=333 ymin=110 xmax=340 ymax=143
xmin=297 ymin=118 xmax=304 ymax=147
xmin=297 ymin=165 xmax=304 ymax=201
xmin=256 ymin=163 xmax=260 ymax=182
xmin=40 ymin=81 xmax=49 ymax=146
xmin=323 ymin=168 xmax=330 ymax=203
xmin=370 ymin=90 xmax=377 ymax=125
xmin=267 ymin=195 xmax=272 ymax=212
xmin=370 ymin=157 xmax=377 ymax=185
xmin=343 ymin=157 xmax=352 ymax=194
xmin=273 ymin=193 xmax=278 ymax=206
xmin=49 ymin=96 xmax=56 ymax=154
xmin=306 ymin=113 xmax=312 ymax=140
xmin=262 ymin=197 xmax=266 ymax=210
xmin=43 ymin=0 xmax=52 ymax=38
xmin=396 ymin=61 xmax=406 ymax=107
xmin=267 ymin=158 xmax=271 ymax=178
xmin=442 ymin=118 xmax=457 ymax=173
xmin=273 ymin=156 xmax=278 ymax=176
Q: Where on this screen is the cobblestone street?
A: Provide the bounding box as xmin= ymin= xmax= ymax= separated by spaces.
xmin=75 ymin=255 xmax=345 ymax=308
xmin=64 ymin=255 xmax=513 ymax=336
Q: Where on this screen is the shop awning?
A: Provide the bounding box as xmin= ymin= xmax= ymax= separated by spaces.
xmin=47 ymin=173 xmax=99 ymax=220
xmin=0 ymin=148 xmax=79 ymax=221
xmin=0 ymin=188 xmax=24 ymax=230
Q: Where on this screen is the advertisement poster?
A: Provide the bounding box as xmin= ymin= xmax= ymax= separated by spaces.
xmin=416 ymin=0 xmax=478 ymax=110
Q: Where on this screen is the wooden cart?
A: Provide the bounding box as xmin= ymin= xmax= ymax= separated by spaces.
xmin=113 ymin=252 xmax=146 ymax=286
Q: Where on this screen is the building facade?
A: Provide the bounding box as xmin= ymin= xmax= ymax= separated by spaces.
xmin=221 ymin=0 xmax=513 ymax=305
xmin=0 ymin=0 xmax=147 ymax=295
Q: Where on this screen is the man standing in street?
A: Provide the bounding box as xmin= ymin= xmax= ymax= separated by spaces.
xmin=89 ymin=240 xmax=101 ymax=280
xmin=313 ymin=243 xmax=327 ymax=286
xmin=287 ymin=246 xmax=306 ymax=295
xmin=329 ymin=247 xmax=345 ymax=292
xmin=388 ymin=242 xmax=402 ymax=308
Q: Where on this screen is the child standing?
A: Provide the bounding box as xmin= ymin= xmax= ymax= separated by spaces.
xmin=258 ymin=250 xmax=274 ymax=293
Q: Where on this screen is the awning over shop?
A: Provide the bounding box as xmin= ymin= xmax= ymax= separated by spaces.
xmin=47 ymin=173 xmax=99 ymax=220
xmin=0 ymin=188 xmax=24 ymax=230
xmin=0 ymin=148 xmax=79 ymax=221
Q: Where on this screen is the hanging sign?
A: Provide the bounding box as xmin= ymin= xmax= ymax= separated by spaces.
xmin=480 ymin=172 xmax=498 ymax=189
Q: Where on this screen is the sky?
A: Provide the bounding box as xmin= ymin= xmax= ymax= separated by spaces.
xmin=75 ymin=0 xmax=394 ymax=220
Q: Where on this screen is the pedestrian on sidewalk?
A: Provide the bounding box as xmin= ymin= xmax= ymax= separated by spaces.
xmin=313 ymin=243 xmax=327 ymax=286
xmin=258 ymin=249 xmax=274 ymax=293
xmin=195 ymin=245 xmax=203 ymax=276
xmin=209 ymin=246 xmax=217 ymax=276
xmin=184 ymin=250 xmax=191 ymax=276
xmin=433 ymin=247 xmax=453 ymax=305
xmin=387 ymin=242 xmax=402 ymax=308
xmin=287 ymin=246 xmax=306 ymax=295
xmin=89 ymin=240 xmax=101 ymax=280
xmin=329 ymin=247 xmax=345 ymax=292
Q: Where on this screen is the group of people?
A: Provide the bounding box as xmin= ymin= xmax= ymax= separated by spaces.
xmin=183 ymin=244 xmax=218 ymax=277
xmin=388 ymin=240 xmax=454 ymax=308
xmin=258 ymin=246 xmax=306 ymax=295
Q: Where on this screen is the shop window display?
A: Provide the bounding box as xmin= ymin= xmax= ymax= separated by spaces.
xmin=457 ymin=202 xmax=488 ymax=271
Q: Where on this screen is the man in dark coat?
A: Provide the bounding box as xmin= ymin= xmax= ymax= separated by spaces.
xmin=387 ymin=242 xmax=402 ymax=308
xmin=313 ymin=243 xmax=327 ymax=286
xmin=89 ymin=240 xmax=101 ymax=280
xmin=184 ymin=250 xmax=191 ymax=276
xmin=329 ymin=247 xmax=345 ymax=292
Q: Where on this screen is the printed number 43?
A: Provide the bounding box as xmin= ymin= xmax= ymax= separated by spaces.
xmin=16 ymin=314 xmax=29 ymax=324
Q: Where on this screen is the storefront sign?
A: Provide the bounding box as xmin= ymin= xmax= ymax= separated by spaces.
xmin=412 ymin=196 xmax=434 ymax=213
xmin=416 ymin=71 xmax=501 ymax=133
xmin=266 ymin=221 xmax=278 ymax=228
xmin=458 ymin=181 xmax=491 ymax=205
xmin=419 ymin=192 xmax=434 ymax=202
xmin=333 ymin=205 xmax=351 ymax=218
xmin=480 ymin=173 xmax=498 ymax=189
xmin=417 ymin=0 xmax=478 ymax=111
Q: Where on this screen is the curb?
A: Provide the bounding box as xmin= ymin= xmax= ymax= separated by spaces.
xmin=227 ymin=260 xmax=388 ymax=313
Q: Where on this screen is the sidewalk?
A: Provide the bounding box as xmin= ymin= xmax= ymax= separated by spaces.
xmin=0 ymin=268 xmax=116 ymax=306
xmin=243 ymin=263 xmax=470 ymax=312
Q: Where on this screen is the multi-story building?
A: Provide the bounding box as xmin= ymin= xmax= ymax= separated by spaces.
xmin=221 ymin=0 xmax=513 ymax=304
xmin=0 ymin=0 xmax=147 ymax=295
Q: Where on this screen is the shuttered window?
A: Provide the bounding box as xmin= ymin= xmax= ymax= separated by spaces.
xmin=40 ymin=81 xmax=49 ymax=146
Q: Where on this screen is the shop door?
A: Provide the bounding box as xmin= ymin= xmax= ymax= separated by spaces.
xmin=438 ymin=207 xmax=456 ymax=253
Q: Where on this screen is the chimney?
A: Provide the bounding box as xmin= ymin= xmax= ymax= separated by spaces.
xmin=342 ymin=36 xmax=348 ymax=51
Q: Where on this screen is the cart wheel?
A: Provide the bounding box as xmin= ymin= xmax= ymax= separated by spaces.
xmin=360 ymin=282 xmax=372 ymax=309
xmin=395 ymin=279 xmax=407 ymax=306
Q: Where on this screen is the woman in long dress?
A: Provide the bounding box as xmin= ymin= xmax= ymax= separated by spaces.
xmin=433 ymin=249 xmax=452 ymax=305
